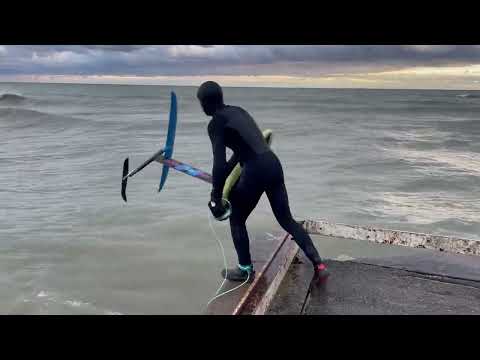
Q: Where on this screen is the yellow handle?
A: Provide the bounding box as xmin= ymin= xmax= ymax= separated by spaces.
xmin=222 ymin=129 xmax=274 ymax=200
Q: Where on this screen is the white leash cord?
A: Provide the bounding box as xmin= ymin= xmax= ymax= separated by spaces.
xmin=206 ymin=211 xmax=251 ymax=307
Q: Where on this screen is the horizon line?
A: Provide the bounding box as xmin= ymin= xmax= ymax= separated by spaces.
xmin=0 ymin=80 xmax=479 ymax=92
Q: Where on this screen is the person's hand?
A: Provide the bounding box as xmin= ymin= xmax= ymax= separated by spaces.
xmin=208 ymin=198 xmax=231 ymax=221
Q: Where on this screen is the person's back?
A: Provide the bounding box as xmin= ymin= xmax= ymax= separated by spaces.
xmin=213 ymin=105 xmax=270 ymax=164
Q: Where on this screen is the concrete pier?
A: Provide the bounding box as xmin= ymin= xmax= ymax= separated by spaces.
xmin=268 ymin=239 xmax=480 ymax=315
xmin=207 ymin=220 xmax=480 ymax=315
xmin=205 ymin=231 xmax=298 ymax=315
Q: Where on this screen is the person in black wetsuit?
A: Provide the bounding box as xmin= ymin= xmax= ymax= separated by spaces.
xmin=198 ymin=81 xmax=329 ymax=284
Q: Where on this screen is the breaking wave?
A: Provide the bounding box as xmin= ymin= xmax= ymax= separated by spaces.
xmin=0 ymin=93 xmax=27 ymax=104
xmin=0 ymin=107 xmax=88 ymax=130
xmin=456 ymin=93 xmax=480 ymax=99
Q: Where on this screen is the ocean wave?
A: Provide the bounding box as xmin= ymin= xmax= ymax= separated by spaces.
xmin=373 ymin=191 xmax=480 ymax=225
xmin=29 ymin=291 xmax=123 ymax=315
xmin=407 ymin=99 xmax=454 ymax=106
xmin=0 ymin=93 xmax=27 ymax=104
xmin=381 ymin=129 xmax=451 ymax=145
xmin=384 ymin=147 xmax=480 ymax=176
xmin=435 ymin=119 xmax=480 ymax=135
xmin=0 ymin=107 xmax=89 ymax=130
xmin=456 ymin=93 xmax=480 ymax=99
xmin=395 ymin=175 xmax=476 ymax=193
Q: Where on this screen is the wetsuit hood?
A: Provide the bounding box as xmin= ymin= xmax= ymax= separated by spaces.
xmin=197 ymin=81 xmax=224 ymax=116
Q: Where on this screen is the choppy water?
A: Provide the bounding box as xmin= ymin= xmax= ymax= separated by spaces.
xmin=1 ymin=82 xmax=480 ymax=314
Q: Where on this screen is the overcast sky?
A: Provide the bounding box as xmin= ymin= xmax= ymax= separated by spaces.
xmin=1 ymin=45 xmax=480 ymax=89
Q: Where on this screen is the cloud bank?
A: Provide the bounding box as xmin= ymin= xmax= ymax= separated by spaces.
xmin=1 ymin=45 xmax=480 ymax=88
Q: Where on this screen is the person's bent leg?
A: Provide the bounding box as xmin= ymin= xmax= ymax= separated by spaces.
xmin=266 ymin=180 xmax=329 ymax=284
xmin=266 ymin=181 xmax=323 ymax=265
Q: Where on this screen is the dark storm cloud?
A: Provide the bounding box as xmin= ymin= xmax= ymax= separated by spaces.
xmin=1 ymin=45 xmax=479 ymax=77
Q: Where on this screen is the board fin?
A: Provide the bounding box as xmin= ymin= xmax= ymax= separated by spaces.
xmin=121 ymin=157 xmax=129 ymax=202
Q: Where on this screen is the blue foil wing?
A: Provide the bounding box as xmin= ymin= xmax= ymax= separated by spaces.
xmin=159 ymin=91 xmax=177 ymax=192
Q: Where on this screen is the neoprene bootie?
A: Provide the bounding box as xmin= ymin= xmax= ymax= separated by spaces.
xmin=221 ymin=264 xmax=255 ymax=282
xmin=313 ymin=263 xmax=330 ymax=285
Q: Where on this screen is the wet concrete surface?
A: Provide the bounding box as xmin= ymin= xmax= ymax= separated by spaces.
xmin=305 ymin=260 xmax=480 ymax=315
xmin=355 ymin=252 xmax=480 ymax=284
xmin=236 ymin=234 xmax=298 ymax=315
xmin=266 ymin=254 xmax=313 ymax=315
xmin=268 ymin=235 xmax=480 ymax=315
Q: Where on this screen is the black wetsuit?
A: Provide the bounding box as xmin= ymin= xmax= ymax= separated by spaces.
xmin=199 ymin=82 xmax=323 ymax=267
xmin=208 ymin=105 xmax=322 ymax=265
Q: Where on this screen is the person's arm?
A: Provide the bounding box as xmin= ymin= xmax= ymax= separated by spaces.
xmin=208 ymin=116 xmax=229 ymax=201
